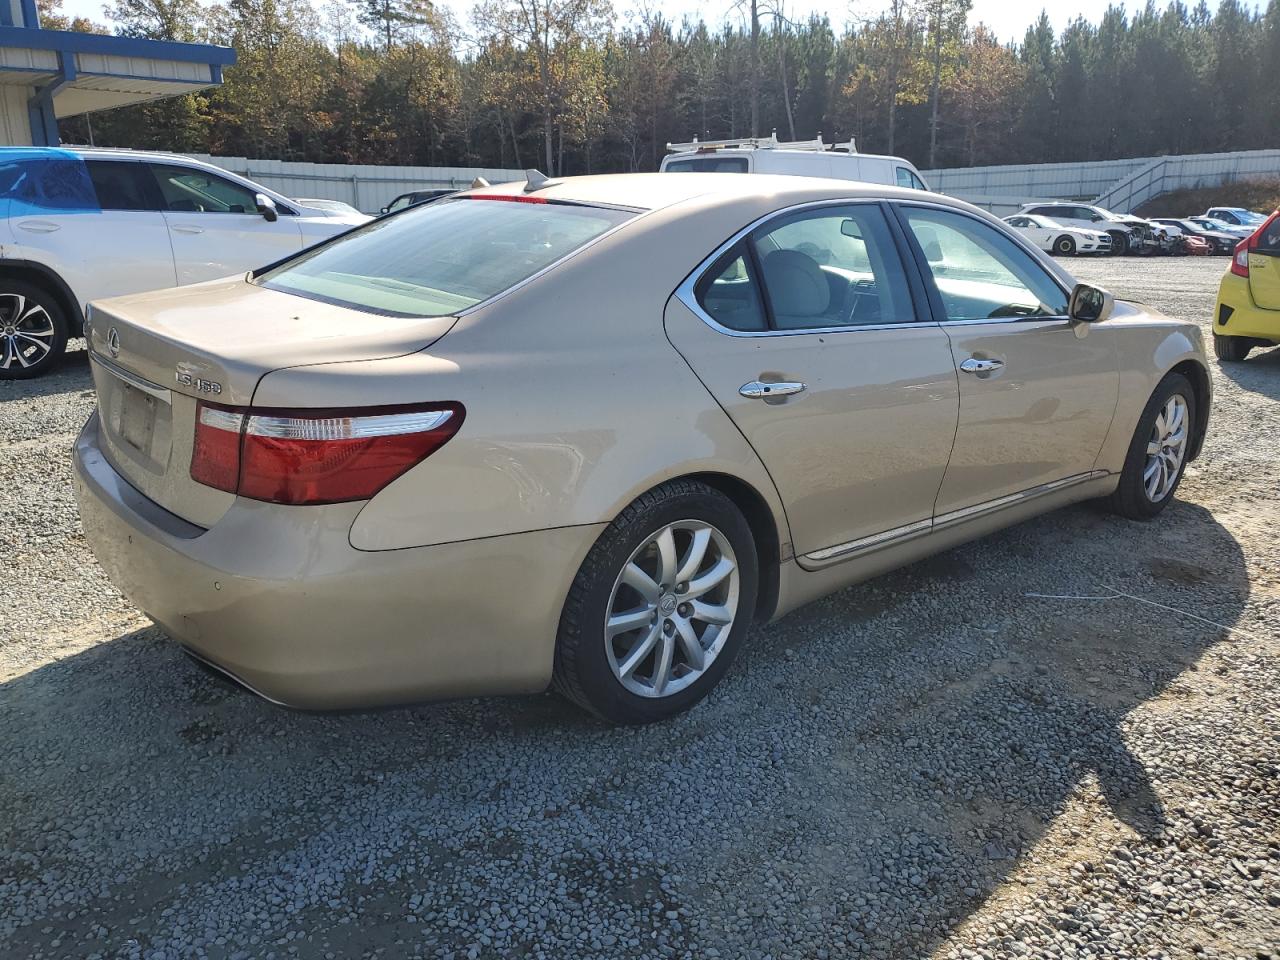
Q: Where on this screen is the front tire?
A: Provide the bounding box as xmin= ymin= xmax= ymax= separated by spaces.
xmin=1106 ymin=372 xmax=1195 ymax=520
xmin=1053 ymin=235 xmax=1076 ymax=256
xmin=0 ymin=280 xmax=68 ymax=380
xmin=553 ymin=480 xmax=758 ymax=724
xmin=1108 ymin=231 xmax=1129 ymax=256
xmin=1213 ymin=333 xmax=1252 ymax=362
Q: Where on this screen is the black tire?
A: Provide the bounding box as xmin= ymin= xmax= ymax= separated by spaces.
xmin=553 ymin=479 xmax=758 ymax=724
xmin=1105 ymin=372 xmax=1196 ymax=521
xmin=1213 ymin=333 xmax=1252 ymax=362
xmin=1108 ymin=231 xmax=1129 ymax=256
xmin=1054 ymin=235 xmax=1076 ymax=256
xmin=0 ymin=279 xmax=68 ymax=380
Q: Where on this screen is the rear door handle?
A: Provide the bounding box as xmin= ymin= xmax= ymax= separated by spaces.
xmin=739 ymin=380 xmax=806 ymax=399
xmin=171 ymin=224 xmax=204 ymax=235
xmin=959 ymin=357 xmax=1004 ymax=374
xmin=16 ymin=220 xmax=59 ymax=233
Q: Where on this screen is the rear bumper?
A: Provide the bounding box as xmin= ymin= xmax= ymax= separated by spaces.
xmin=1216 ymin=273 xmax=1280 ymax=342
xmin=72 ymin=412 xmax=603 ymax=709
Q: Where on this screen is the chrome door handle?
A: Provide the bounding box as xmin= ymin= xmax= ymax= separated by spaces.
xmin=739 ymin=380 xmax=806 ymax=399
xmin=959 ymin=357 xmax=1004 ymax=374
xmin=16 ymin=220 xmax=59 ymax=233
xmin=171 ymin=224 xmax=204 ymax=235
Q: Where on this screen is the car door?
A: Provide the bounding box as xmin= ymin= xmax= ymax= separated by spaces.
xmin=145 ymin=162 xmax=304 ymax=284
xmin=894 ymin=203 xmax=1118 ymax=517
xmin=1015 ymin=217 xmax=1053 ymax=251
xmin=6 ymin=155 xmax=175 ymax=309
xmin=1245 ymin=214 xmax=1280 ymax=310
xmin=664 ymin=201 xmax=960 ymax=563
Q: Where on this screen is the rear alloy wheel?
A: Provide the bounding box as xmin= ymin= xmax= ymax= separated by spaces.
xmin=1213 ymin=333 xmax=1252 ymax=362
xmin=553 ymin=480 xmax=758 ymax=724
xmin=0 ymin=281 xmax=68 ymax=380
xmin=1106 ymin=372 xmax=1195 ymax=520
xmin=1053 ymin=235 xmax=1076 ymax=256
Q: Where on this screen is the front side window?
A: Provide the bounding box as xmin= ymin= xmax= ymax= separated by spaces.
xmin=86 ymin=160 xmax=158 ymax=211
xmin=148 ymin=164 xmax=261 ymax=214
xmin=259 ymin=197 xmax=633 ymax=316
xmin=896 ymin=167 xmax=927 ymax=191
xmin=663 ymin=157 xmax=749 ymax=173
xmin=901 ymin=207 xmax=1068 ymax=322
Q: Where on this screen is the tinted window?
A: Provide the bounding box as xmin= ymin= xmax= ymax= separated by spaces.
xmin=148 ymin=163 xmax=260 ymax=214
xmin=749 ymin=205 xmax=914 ymax=329
xmin=85 ymin=160 xmax=158 ymax=211
xmin=1258 ymin=216 xmax=1280 ymax=252
xmin=694 ymin=243 xmax=767 ymax=332
xmin=664 ymin=157 xmax=749 ymax=173
xmin=260 ymin=197 xmax=633 ymax=316
xmin=902 ymin=207 xmax=1068 ymax=321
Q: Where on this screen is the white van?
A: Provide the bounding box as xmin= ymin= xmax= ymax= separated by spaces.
xmin=659 ymin=135 xmax=931 ymax=191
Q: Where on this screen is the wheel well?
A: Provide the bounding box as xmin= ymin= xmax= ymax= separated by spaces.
xmin=1169 ymin=359 xmax=1210 ymax=461
xmin=0 ymin=262 xmax=82 ymax=334
xmin=683 ymin=472 xmax=782 ymax=623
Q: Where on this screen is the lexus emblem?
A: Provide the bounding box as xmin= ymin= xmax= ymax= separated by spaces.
xmin=106 ymin=327 xmax=121 ymax=358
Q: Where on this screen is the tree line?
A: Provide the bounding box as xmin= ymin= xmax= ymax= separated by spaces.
xmin=42 ymin=0 xmax=1280 ymax=175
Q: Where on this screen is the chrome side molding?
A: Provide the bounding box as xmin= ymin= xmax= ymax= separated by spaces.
xmin=800 ymin=470 xmax=1110 ymax=569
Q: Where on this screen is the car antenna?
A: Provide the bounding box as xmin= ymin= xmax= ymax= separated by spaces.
xmin=524 ymin=169 xmax=552 ymax=192
xmin=470 ymin=176 xmax=490 ymax=189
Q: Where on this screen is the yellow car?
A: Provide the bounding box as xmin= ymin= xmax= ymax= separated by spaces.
xmin=1214 ymin=210 xmax=1280 ymax=361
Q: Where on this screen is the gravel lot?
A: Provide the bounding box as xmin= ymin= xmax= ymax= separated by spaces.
xmin=1 ymin=256 xmax=1277 ymax=960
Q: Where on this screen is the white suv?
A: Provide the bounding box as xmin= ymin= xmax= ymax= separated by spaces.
xmin=0 ymin=147 xmax=369 ymax=379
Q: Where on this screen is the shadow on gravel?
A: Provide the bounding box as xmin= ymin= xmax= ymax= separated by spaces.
xmin=0 ymin=498 xmax=1251 ymax=959
xmin=0 ymin=343 xmax=91 ymax=400
xmin=1216 ymin=343 xmax=1280 ymax=398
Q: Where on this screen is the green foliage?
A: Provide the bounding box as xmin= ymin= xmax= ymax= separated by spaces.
xmin=49 ymin=0 xmax=1280 ymax=174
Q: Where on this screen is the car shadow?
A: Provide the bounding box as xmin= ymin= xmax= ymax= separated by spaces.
xmin=1215 ymin=343 xmax=1280 ymax=398
xmin=0 ymin=497 xmax=1251 ymax=958
xmin=0 ymin=341 xmax=92 ymax=401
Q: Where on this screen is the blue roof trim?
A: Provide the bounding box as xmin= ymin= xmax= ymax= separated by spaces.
xmin=0 ymin=26 xmax=237 ymax=66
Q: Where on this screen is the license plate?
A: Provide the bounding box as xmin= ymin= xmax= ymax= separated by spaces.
xmin=119 ymin=382 xmax=158 ymax=454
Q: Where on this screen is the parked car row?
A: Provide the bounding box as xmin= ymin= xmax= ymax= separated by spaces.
xmin=1001 ymin=202 xmax=1253 ymax=257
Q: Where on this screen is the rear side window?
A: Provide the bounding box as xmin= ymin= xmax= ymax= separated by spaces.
xmin=259 ymin=197 xmax=633 ymax=316
xmin=693 ymin=204 xmax=915 ymax=332
xmin=85 ymin=160 xmax=158 ymax=211
xmin=664 ymin=157 xmax=749 ymax=173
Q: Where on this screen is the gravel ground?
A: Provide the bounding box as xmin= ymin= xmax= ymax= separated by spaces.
xmin=1 ymin=256 xmax=1277 ymax=960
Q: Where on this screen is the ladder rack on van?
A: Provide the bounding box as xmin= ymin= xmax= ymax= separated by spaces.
xmin=665 ymin=133 xmax=857 ymax=154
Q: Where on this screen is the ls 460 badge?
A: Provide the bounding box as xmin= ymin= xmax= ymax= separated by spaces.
xmin=175 ymin=370 xmax=223 ymax=395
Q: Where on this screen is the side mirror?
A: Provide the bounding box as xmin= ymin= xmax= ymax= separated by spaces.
xmin=255 ymin=193 xmax=278 ymax=223
xmin=1068 ymin=282 xmax=1114 ymax=323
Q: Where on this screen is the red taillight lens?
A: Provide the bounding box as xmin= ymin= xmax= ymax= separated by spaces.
xmin=1231 ymin=210 xmax=1280 ymax=278
xmin=191 ymin=402 xmax=463 ymax=505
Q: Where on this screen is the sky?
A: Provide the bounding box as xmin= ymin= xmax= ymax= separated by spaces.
xmin=51 ymin=0 xmax=1266 ymax=45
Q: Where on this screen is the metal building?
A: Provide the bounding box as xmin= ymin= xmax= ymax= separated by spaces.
xmin=0 ymin=0 xmax=234 ymax=146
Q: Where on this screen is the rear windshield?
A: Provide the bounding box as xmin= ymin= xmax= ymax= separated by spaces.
xmin=663 ymin=157 xmax=748 ymax=173
xmin=258 ymin=197 xmax=633 ymax=316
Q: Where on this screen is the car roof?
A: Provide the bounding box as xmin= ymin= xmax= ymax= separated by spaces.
xmin=467 ymin=172 xmax=944 ymax=213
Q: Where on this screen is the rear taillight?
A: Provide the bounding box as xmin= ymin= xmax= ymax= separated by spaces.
xmin=1231 ymin=210 xmax=1280 ymax=278
xmin=191 ymin=401 xmax=463 ymax=505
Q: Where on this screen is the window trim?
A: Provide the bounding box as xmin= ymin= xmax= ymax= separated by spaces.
xmin=887 ymin=198 xmax=1073 ymax=327
xmin=674 ymin=198 xmax=932 ymax=338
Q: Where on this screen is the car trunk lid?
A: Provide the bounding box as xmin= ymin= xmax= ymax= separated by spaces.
xmin=85 ymin=276 xmax=458 ymax=528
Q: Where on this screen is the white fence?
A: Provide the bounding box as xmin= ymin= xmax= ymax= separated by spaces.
xmin=924 ymin=149 xmax=1280 ymax=214
xmin=190 ymin=154 xmax=526 ymax=214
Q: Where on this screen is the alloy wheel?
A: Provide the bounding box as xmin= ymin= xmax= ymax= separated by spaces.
xmin=0 ymin=293 xmax=56 ymax=371
xmin=604 ymin=520 xmax=740 ymax=698
xmin=1143 ymin=394 xmax=1189 ymax=502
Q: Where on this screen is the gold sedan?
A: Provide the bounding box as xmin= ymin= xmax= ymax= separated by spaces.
xmin=73 ymin=173 xmax=1210 ymax=723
